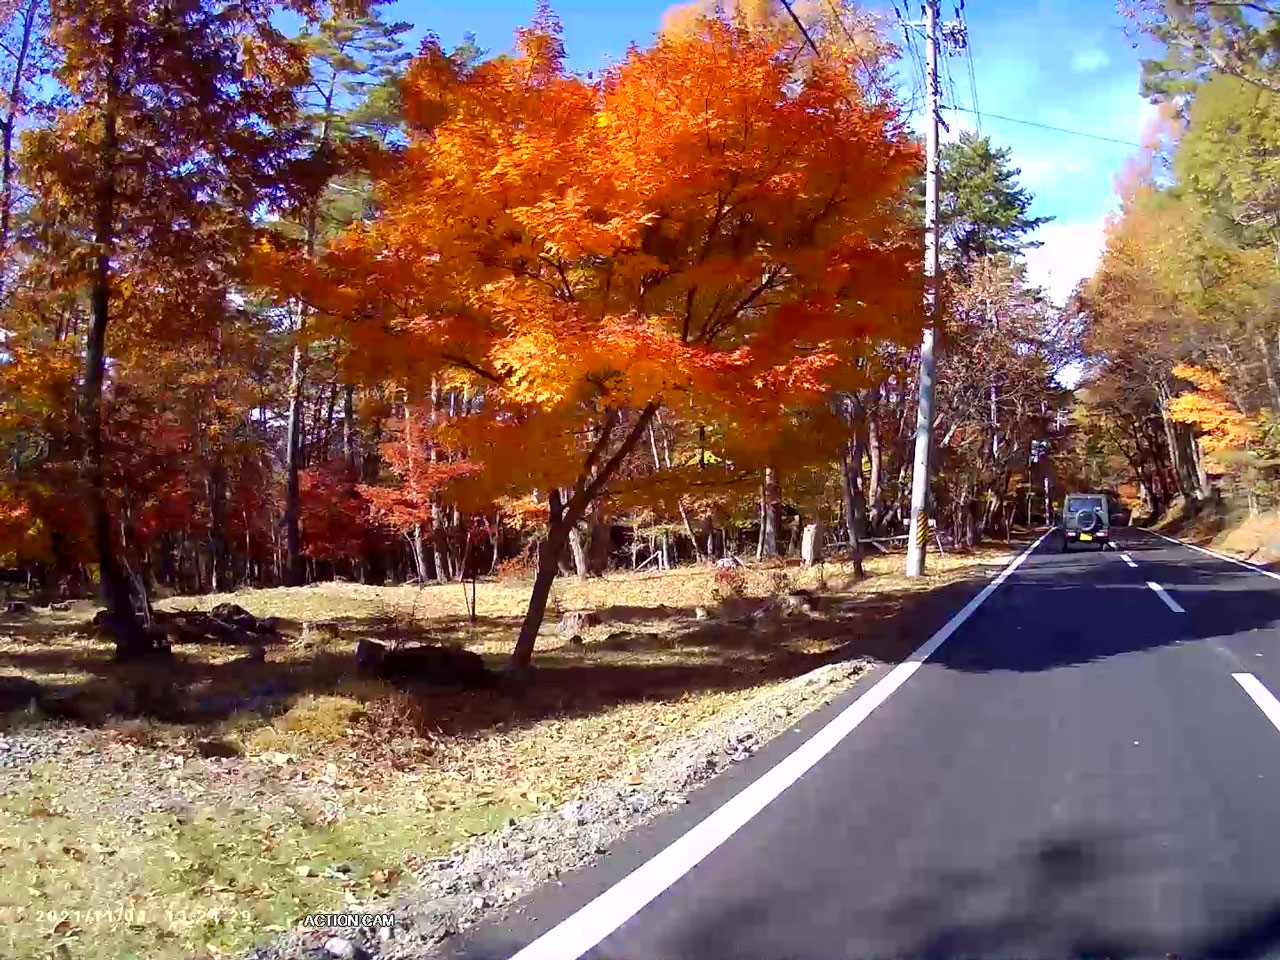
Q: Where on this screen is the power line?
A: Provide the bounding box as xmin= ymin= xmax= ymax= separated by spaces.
xmin=956 ymin=0 xmax=981 ymax=133
xmin=944 ymin=104 xmax=1142 ymax=147
xmin=894 ymin=0 xmax=926 ymax=114
xmin=964 ymin=46 xmax=980 ymax=132
xmin=941 ymin=40 xmax=959 ymax=108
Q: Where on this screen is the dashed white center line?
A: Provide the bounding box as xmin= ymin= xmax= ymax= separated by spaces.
xmin=1121 ymin=553 xmax=1138 ymax=568
xmin=1233 ymin=673 xmax=1280 ymax=734
xmin=1146 ymin=581 xmax=1185 ymax=613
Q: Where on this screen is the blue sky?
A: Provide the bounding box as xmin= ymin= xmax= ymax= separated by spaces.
xmin=385 ymin=0 xmax=1160 ymax=304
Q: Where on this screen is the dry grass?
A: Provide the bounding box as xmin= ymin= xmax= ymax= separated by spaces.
xmin=159 ymin=548 xmax=1012 ymax=654
xmin=0 ymin=545 xmax=1016 ymax=959
xmin=1158 ymin=500 xmax=1280 ymax=565
xmin=1214 ymin=512 xmax=1280 ymax=563
xmin=0 ymin=763 xmax=521 ymax=960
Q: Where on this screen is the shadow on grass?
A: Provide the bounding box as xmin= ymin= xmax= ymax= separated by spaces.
xmin=0 ymin=571 xmax=992 ymax=741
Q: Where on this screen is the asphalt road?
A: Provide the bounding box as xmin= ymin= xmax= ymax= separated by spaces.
xmin=454 ymin=529 xmax=1280 ymax=959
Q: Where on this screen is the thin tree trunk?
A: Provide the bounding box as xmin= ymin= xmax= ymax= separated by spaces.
xmin=409 ymin=527 xmax=428 ymax=582
xmin=652 ymin=413 xmax=703 ymax=562
xmin=840 ymin=437 xmax=866 ymax=578
xmin=206 ymin=458 xmax=228 ymax=593
xmin=1157 ymin=377 xmax=1204 ymax=502
xmin=586 ymin=506 xmax=612 ymax=574
xmin=513 ymin=527 xmax=568 ymax=668
xmin=513 ymin=489 xmax=570 ymax=669
xmin=283 ymin=333 xmax=306 ymax=585
xmin=282 ymin=81 xmax=340 ymax=585
xmin=1191 ymin=431 xmax=1209 ymax=496
xmin=0 ymin=0 xmax=36 ymax=299
xmin=343 ymin=384 xmax=356 ymax=470
xmin=428 ymin=379 xmax=450 ymax=583
xmin=321 ymin=379 xmax=338 ymax=458
xmin=759 ymin=467 xmax=780 ymax=559
xmin=489 ymin=513 xmax=502 ymax=575
xmin=1259 ymin=335 xmax=1280 ymax=414
xmin=867 ymin=410 xmax=883 ymax=531
xmin=756 ymin=477 xmax=766 ymax=561
xmin=432 ymin=524 xmax=450 ymax=583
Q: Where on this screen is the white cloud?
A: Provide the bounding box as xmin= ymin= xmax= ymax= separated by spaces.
xmin=1017 ymin=155 xmax=1093 ymax=188
xmin=1071 ymin=48 xmax=1110 ymax=73
xmin=1023 ymin=220 xmax=1106 ymax=306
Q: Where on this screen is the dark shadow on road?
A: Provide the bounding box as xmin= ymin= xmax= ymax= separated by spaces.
xmin=646 ymin=823 xmax=1280 ymax=960
xmin=931 ymin=541 xmax=1280 ymax=675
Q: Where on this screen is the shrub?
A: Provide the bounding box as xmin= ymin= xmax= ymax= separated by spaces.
xmin=767 ymin=569 xmax=794 ymax=596
xmin=710 ymin=564 xmax=748 ymax=604
xmin=248 ymin=695 xmax=368 ymax=748
xmin=494 ymin=554 xmax=535 ymax=581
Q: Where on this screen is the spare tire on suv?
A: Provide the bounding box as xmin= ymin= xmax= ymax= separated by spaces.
xmin=1061 ymin=493 xmax=1110 ymax=551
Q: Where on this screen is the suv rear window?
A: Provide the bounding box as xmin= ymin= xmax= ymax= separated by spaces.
xmin=1065 ymin=495 xmax=1105 ymax=514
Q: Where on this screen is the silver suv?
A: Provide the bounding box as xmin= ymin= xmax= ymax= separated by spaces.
xmin=1060 ymin=493 xmax=1110 ymax=551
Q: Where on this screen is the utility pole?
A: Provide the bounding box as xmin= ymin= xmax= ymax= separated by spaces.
xmin=905 ymin=0 xmax=941 ymax=577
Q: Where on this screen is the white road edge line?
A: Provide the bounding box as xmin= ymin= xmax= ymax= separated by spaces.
xmin=508 ymin=532 xmax=1050 ymax=960
xmin=1146 ymin=529 xmax=1280 ymax=582
xmin=1146 ymin=580 xmax=1185 ymax=613
xmin=1120 ymin=553 xmax=1138 ymax=568
xmin=1233 ymin=673 xmax=1280 ymax=734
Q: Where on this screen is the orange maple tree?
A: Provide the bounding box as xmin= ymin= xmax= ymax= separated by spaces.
xmin=265 ymin=9 xmax=921 ymax=665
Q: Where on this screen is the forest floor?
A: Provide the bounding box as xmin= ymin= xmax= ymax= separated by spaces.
xmin=0 ymin=545 xmax=1021 ymax=960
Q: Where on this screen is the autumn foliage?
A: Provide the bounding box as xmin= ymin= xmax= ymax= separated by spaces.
xmin=1 ymin=0 xmax=1083 ymax=668
xmin=260 ymin=10 xmax=923 ymax=662
xmin=1081 ymin=65 xmax=1280 ymax=517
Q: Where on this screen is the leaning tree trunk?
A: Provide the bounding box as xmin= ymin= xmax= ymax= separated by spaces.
xmin=510 ymin=404 xmax=659 ymax=669
xmin=513 ymin=526 xmax=570 ymax=668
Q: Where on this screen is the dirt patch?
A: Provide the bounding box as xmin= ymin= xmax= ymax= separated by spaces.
xmin=0 ymin=547 xmax=1014 ymax=960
